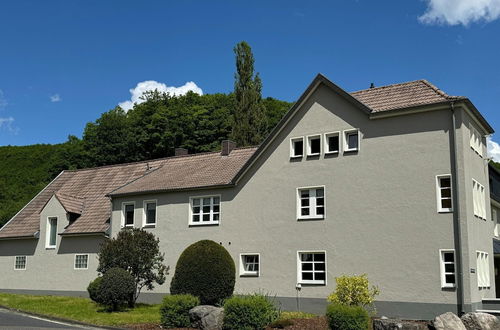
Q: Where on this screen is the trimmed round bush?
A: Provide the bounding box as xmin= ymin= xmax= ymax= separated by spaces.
xmin=326 ymin=303 xmax=370 ymax=330
xmin=223 ymin=294 xmax=279 ymax=330
xmin=170 ymin=240 xmax=235 ymax=305
xmin=87 ymin=277 xmax=103 ymax=304
xmin=99 ymin=267 xmax=135 ymax=311
xmin=160 ymin=294 xmax=200 ymax=328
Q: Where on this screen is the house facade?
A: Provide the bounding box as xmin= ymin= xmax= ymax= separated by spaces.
xmin=0 ymin=74 xmax=496 ymax=319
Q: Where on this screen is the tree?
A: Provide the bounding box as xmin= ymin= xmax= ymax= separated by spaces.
xmin=232 ymin=41 xmax=267 ymax=146
xmin=97 ymin=228 xmax=169 ymax=306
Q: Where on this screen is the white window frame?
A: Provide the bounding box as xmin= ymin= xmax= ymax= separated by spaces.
xmin=472 ymin=179 xmax=486 ymax=220
xmin=239 ymin=253 xmax=260 ymax=277
xmin=476 ymin=251 xmax=490 ymax=288
xmin=343 ymin=129 xmax=360 ymax=152
xmin=439 ymin=249 xmax=456 ymax=288
xmin=306 ymin=134 xmax=322 ymax=157
xmin=121 ymin=202 xmax=135 ymax=228
xmin=290 ymin=137 xmax=304 ymax=158
xmin=142 ymin=199 xmax=157 ymax=228
xmin=470 ymin=126 xmax=483 ymax=157
xmin=46 ymin=217 xmax=58 ymax=249
xmin=297 ymin=251 xmax=327 ymax=285
xmin=436 ymin=175 xmax=453 ymax=213
xmin=189 ymin=195 xmax=221 ymax=226
xmin=297 ymin=186 xmax=326 ymax=220
xmin=14 ymin=256 xmax=27 ymax=270
xmin=74 ymin=254 xmax=89 ymax=270
xmin=493 ymin=208 xmax=499 ymax=237
xmin=324 ymin=132 xmax=340 ymax=155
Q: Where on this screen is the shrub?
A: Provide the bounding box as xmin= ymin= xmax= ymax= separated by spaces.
xmin=326 ymin=303 xmax=370 ymax=330
xmin=87 ymin=277 xmax=103 ymax=304
xmin=223 ymin=294 xmax=279 ymax=330
xmin=170 ymin=240 xmax=235 ymax=305
xmin=269 ymin=319 xmax=294 ymax=329
xmin=160 ymin=294 xmax=200 ymax=328
xmin=327 ymin=274 xmax=379 ymax=311
xmin=99 ymin=267 xmax=136 ymax=311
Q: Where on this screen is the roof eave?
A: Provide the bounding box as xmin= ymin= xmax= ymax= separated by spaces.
xmin=108 ymin=183 xmax=236 ymax=198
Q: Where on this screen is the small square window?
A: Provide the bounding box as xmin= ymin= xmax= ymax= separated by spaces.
xmin=290 ymin=137 xmax=304 ymax=158
xmin=298 ymin=187 xmax=325 ymax=220
xmin=344 ymin=129 xmax=359 ymax=152
xmin=240 ymin=254 xmax=260 ymax=277
xmin=74 ymin=254 xmax=89 ymax=270
xmin=325 ymin=132 xmax=340 ymax=154
xmin=15 ymin=256 xmax=26 ymax=270
xmin=298 ymin=251 xmax=326 ymax=285
xmin=190 ymin=196 xmax=220 ymax=225
xmin=307 ymin=135 xmax=321 ymax=156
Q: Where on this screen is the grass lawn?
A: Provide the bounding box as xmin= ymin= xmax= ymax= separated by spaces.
xmin=0 ymin=293 xmax=160 ymax=326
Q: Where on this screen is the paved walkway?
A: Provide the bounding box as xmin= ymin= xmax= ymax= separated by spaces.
xmin=0 ymin=308 xmax=105 ymax=329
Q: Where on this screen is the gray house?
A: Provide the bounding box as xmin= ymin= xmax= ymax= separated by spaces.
xmin=0 ymin=74 xmax=497 ymax=319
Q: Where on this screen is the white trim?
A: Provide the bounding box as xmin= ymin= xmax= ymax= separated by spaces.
xmin=142 ymin=199 xmax=157 ymax=228
xmin=121 ymin=202 xmax=135 ymax=228
xmin=189 ymin=194 xmax=221 ymax=226
xmin=472 ymin=179 xmax=486 ymax=220
xmin=296 ymin=186 xmax=326 ymax=220
xmin=297 ymin=250 xmax=327 ymax=285
xmin=306 ymin=134 xmax=322 ymax=157
xmin=74 ymin=254 xmax=89 ymax=270
xmin=493 ymin=208 xmax=499 ymax=238
xmin=439 ymin=249 xmax=456 ymax=288
xmin=14 ymin=255 xmax=27 ymax=270
xmin=0 ymin=171 xmax=65 ymax=236
xmin=290 ymin=136 xmax=305 ymax=158
xmin=436 ymin=174 xmax=453 ymax=213
xmin=343 ymin=129 xmax=360 ymax=152
xmin=470 ymin=124 xmax=484 ymax=157
xmin=45 ymin=217 xmax=57 ymax=249
xmin=239 ymin=253 xmax=260 ymax=277
xmin=324 ymin=131 xmax=340 ymax=154
xmin=476 ymin=251 xmax=490 ymax=288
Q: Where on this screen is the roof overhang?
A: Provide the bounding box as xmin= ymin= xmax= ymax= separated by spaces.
xmin=107 ymin=183 xmax=235 ymax=198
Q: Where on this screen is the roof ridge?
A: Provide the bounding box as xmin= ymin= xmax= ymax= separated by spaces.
xmin=350 ymin=79 xmax=428 ymax=94
xmin=65 ymin=147 xmax=258 ymax=173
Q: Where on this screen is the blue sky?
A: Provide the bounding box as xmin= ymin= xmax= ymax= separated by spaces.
xmin=1 ymin=0 xmax=500 ymax=157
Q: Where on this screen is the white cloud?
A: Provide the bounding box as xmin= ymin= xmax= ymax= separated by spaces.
xmin=50 ymin=94 xmax=62 ymax=102
xmin=488 ymin=137 xmax=500 ymax=162
xmin=419 ymin=0 xmax=500 ymax=26
xmin=0 ymin=90 xmax=7 ymax=109
xmin=0 ymin=117 xmax=18 ymax=134
xmin=119 ymin=80 xmax=203 ymax=111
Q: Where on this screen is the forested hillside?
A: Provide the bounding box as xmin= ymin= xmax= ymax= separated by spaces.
xmin=0 ymin=93 xmax=292 ymax=227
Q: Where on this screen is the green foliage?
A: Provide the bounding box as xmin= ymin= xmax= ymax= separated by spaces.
xmin=223 ymin=294 xmax=279 ymax=330
xmin=327 ymin=274 xmax=379 ymax=311
xmin=269 ymin=319 xmax=294 ymax=328
xmin=279 ymin=311 xmax=316 ymax=320
xmin=87 ymin=277 xmax=103 ymax=304
xmin=170 ymin=240 xmax=235 ymax=305
xmin=99 ymin=267 xmax=136 ymax=311
xmin=98 ymin=228 xmax=169 ymax=306
xmin=326 ymin=303 xmax=370 ymax=330
xmin=232 ymin=41 xmax=267 ymax=146
xmin=159 ymin=294 xmax=200 ymax=328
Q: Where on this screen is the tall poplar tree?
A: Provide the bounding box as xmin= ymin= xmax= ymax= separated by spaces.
xmin=232 ymin=41 xmax=266 ymax=146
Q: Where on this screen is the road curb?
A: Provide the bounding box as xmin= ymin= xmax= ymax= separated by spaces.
xmin=0 ymin=305 xmax=125 ymax=329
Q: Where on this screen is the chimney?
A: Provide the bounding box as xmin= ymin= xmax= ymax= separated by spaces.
xmin=175 ymin=148 xmax=188 ymax=156
xmin=221 ymin=140 xmax=236 ymax=156
xmin=370 ymin=82 xmax=375 ymax=89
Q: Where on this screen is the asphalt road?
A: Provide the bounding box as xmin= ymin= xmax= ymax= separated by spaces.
xmin=0 ymin=308 xmax=104 ymax=330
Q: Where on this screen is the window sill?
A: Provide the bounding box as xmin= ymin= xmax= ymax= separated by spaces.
xmin=143 ymin=224 xmax=156 ymax=228
xmin=298 ymin=217 xmax=324 ymax=221
xmin=325 ymin=151 xmax=339 ymax=155
xmin=14 ymin=268 xmax=26 ymax=271
xmin=240 ymin=272 xmax=259 ymax=277
xmin=74 ymin=268 xmax=88 ymax=271
xmin=290 ymin=155 xmax=303 ymax=159
xmin=46 ymin=247 xmax=56 ymax=250
xmin=344 ymin=148 xmax=358 ymax=153
xmin=298 ymin=281 xmax=326 ymax=286
xmin=189 ymin=222 xmax=219 ymax=227
xmin=438 ymin=210 xmax=453 ymax=213
xmin=306 ymin=153 xmax=320 ymax=157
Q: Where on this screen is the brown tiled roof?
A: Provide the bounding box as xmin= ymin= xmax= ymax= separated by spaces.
xmin=351 ymin=80 xmax=463 ymax=112
xmin=55 ymin=193 xmax=85 ymax=214
xmin=108 ymin=147 xmax=257 ymax=196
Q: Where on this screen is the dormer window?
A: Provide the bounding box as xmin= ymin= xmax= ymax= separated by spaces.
xmin=290 ymin=137 xmax=304 ymax=158
xmin=46 ymin=217 xmax=57 ymax=249
xmin=344 ymin=129 xmax=359 ymax=152
xmin=307 ymin=135 xmax=321 ymax=156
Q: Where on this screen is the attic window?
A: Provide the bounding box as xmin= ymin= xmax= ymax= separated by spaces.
xmin=344 ymin=129 xmax=359 ymax=152
xmin=325 ymin=132 xmax=340 ymax=154
xmin=307 ymin=135 xmax=321 ymax=156
xmin=290 ymin=137 xmax=304 ymax=158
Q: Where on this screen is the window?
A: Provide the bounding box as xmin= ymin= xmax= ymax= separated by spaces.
xmin=472 ymin=180 xmax=486 ymax=219
xmin=344 ymin=129 xmax=359 ymax=152
xmin=436 ymin=175 xmax=453 ymax=212
xmin=324 ymin=132 xmax=340 ymax=154
xmin=122 ymin=202 xmax=135 ymax=228
xmin=470 ymin=126 xmax=483 ymax=157
xmin=439 ymin=250 xmax=455 ymax=288
xmin=307 ymin=135 xmax=321 ymax=156
xmin=297 ymin=187 xmax=325 ymax=220
xmin=240 ymin=254 xmax=260 ymax=277
xmin=14 ymin=256 xmax=26 ymax=270
xmin=143 ymin=200 xmax=157 ymax=227
xmin=74 ymin=254 xmax=89 ymax=270
xmin=290 ymin=137 xmax=304 ymax=158
xmin=493 ymin=208 xmax=499 ymax=237
xmin=46 ymin=217 xmax=57 ymax=248
xmin=476 ymin=251 xmax=490 ymax=288
xmin=190 ymin=196 xmax=220 ymax=225
xmin=297 ymin=251 xmax=326 ymax=285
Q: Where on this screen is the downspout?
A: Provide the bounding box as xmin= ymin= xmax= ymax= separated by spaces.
xmin=450 ymin=101 xmax=465 ymax=315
